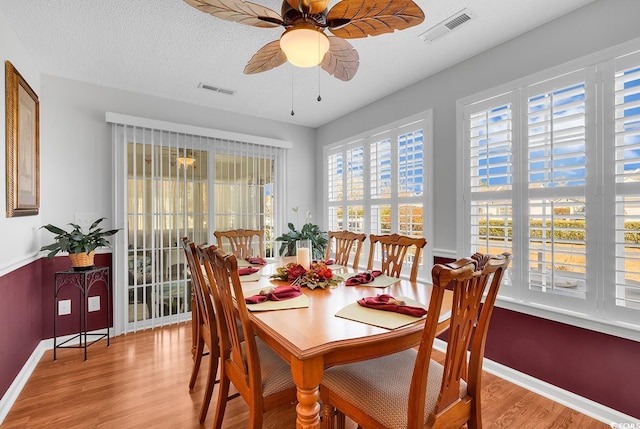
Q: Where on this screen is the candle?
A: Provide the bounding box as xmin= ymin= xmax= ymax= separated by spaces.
xmin=297 ymin=247 xmax=311 ymax=269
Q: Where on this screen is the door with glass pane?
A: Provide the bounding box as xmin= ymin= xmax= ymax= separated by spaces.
xmin=117 ymin=125 xmax=282 ymax=331
xmin=212 ymin=152 xmax=275 ymax=257
xmin=127 ymin=142 xmax=208 ymax=327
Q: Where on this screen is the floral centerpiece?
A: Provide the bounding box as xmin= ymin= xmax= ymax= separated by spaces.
xmin=271 ymin=261 xmax=344 ymax=290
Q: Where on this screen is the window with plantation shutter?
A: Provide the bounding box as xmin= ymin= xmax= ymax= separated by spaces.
xmin=327 ymin=153 xmax=342 ymax=203
xmin=460 ymin=43 xmax=640 ymax=336
xmin=613 ymin=51 xmax=640 ymax=321
xmin=325 ymin=113 xmax=432 ymax=279
xmin=466 ymin=96 xmax=514 ymax=288
xmin=526 ymin=76 xmax=587 ymax=301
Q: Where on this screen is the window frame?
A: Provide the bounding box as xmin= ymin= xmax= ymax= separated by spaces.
xmin=323 ymin=111 xmax=433 ymax=281
xmin=457 ymin=39 xmax=640 ymax=341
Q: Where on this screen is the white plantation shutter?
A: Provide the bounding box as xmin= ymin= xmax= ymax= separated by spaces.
xmin=327 ymin=153 xmax=343 ymax=230
xmin=325 ymin=113 xmax=432 ymax=278
xmin=345 ymin=146 xmax=365 ymax=232
xmin=397 ymin=129 xmax=424 ymax=198
xmin=526 ymin=73 xmax=588 ymax=304
xmin=328 ymin=153 xmax=342 ymax=203
xmin=346 ymin=146 xmax=365 ymax=201
xmin=613 ymin=51 xmax=640 ymax=321
xmin=460 ymin=43 xmax=640 ymax=334
xmin=465 ymin=94 xmax=514 ymax=288
xmin=370 ymin=137 xmax=392 ymax=235
xmin=370 ymin=138 xmax=392 ymax=200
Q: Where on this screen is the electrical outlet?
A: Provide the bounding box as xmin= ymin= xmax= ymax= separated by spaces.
xmin=88 ymin=296 xmax=100 ymax=312
xmin=58 ymin=300 xmax=71 ymax=316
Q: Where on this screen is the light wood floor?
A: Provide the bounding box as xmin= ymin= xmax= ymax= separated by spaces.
xmin=1 ymin=323 xmax=607 ymax=429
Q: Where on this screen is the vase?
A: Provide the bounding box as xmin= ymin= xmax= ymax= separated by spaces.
xmin=69 ymin=251 xmax=95 ymax=271
xmin=296 ymin=240 xmax=312 ymax=269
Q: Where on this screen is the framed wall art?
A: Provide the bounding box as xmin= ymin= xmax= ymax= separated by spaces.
xmin=5 ymin=60 xmax=39 ymax=217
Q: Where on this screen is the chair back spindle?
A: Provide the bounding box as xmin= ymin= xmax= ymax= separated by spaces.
xmin=325 ymin=230 xmax=366 ymax=270
xmin=214 ymin=229 xmax=265 ymax=259
xmin=367 ymin=233 xmax=427 ymax=282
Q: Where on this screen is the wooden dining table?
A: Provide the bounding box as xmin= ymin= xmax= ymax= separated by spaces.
xmin=237 ymin=258 xmax=453 ymax=429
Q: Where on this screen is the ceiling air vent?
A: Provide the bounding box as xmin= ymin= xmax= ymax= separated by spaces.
xmin=198 ymin=82 xmax=236 ymax=96
xmin=418 ymin=8 xmax=475 ymax=43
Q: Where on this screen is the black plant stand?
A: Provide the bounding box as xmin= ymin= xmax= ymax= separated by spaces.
xmin=53 ymin=266 xmax=110 ymax=360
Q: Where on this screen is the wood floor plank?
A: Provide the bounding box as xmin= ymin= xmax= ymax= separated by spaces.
xmin=1 ymin=323 xmax=607 ymax=428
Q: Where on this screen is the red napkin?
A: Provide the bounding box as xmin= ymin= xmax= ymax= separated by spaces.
xmin=346 ymin=270 xmax=382 ymax=286
xmin=245 ymin=285 xmax=302 ymax=304
xmin=357 ymin=294 xmax=427 ymax=317
xmin=238 ymin=267 xmax=259 ymax=276
xmin=246 ymin=256 xmax=267 ymax=265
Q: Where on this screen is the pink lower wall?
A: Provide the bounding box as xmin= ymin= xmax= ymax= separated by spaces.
xmin=0 ymin=261 xmax=43 ymax=399
xmin=0 ymin=254 xmax=112 ymax=399
xmin=486 ymin=308 xmax=640 ymax=418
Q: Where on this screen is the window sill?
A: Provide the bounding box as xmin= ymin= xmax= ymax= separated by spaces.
xmin=495 ymin=296 xmax=640 ymax=342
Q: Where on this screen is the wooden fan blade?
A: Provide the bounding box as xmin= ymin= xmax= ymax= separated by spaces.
xmin=326 ymin=0 xmax=424 ymax=39
xmin=244 ymin=40 xmax=288 ymax=74
xmin=320 ymin=37 xmax=359 ymax=81
xmin=184 ymin=0 xmax=283 ymax=28
xmin=285 ymin=0 xmax=330 ymax=15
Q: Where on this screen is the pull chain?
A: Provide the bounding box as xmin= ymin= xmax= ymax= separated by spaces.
xmin=317 ymin=65 xmax=322 ymax=102
xmin=291 ymin=71 xmax=295 ymax=116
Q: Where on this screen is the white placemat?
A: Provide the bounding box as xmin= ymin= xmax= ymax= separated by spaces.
xmin=239 ymin=272 xmax=261 ymax=282
xmin=335 ymin=296 xmax=428 ymax=329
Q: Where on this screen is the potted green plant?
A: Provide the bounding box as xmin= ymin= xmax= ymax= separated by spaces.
xmin=40 ymin=217 xmax=119 ymax=270
xmin=275 ymin=208 xmax=328 ymax=259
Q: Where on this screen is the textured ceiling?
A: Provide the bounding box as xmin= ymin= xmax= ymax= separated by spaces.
xmin=0 ymin=0 xmax=595 ymax=128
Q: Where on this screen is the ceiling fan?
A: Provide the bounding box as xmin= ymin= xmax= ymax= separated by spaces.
xmin=184 ymin=0 xmax=425 ymax=81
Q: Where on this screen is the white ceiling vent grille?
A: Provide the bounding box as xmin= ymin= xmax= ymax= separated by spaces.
xmin=419 ymin=8 xmax=475 ymax=43
xmin=198 ymin=82 xmax=236 ymax=96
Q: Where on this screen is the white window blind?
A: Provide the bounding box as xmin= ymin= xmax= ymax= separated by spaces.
xmin=111 ymin=117 xmax=286 ymax=333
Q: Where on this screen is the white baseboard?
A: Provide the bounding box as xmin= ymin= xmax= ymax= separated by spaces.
xmin=0 ymin=341 xmax=47 ymax=424
xmin=432 ymin=339 xmax=638 ymax=425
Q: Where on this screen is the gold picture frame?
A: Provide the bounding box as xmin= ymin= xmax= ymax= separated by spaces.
xmin=5 ymin=60 xmax=39 ymax=217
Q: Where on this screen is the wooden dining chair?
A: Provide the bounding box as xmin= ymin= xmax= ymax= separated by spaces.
xmin=366 ymin=233 xmax=427 ymax=282
xmin=325 ymin=230 xmax=367 ymax=270
xmin=320 ymin=252 xmax=512 ymax=429
xmin=201 ymin=245 xmax=297 ymax=429
xmin=214 ymin=229 xmax=265 ymax=259
xmin=181 ymin=238 xmax=220 ymax=423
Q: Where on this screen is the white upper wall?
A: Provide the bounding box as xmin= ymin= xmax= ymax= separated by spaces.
xmin=0 ymin=9 xmax=42 ymax=273
xmin=38 ymin=76 xmax=317 ymax=252
xmin=0 ymin=10 xmax=317 ymax=275
xmin=315 ymin=0 xmax=640 ymax=256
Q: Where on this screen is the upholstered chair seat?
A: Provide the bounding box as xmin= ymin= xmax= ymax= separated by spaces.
xmin=321 ymin=351 xmax=467 ymax=429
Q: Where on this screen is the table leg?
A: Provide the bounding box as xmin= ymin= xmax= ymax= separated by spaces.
xmin=291 ymin=356 xmax=323 ymax=429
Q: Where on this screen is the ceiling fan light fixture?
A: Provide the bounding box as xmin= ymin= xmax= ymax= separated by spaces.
xmin=279 ymin=25 xmax=330 ymax=68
